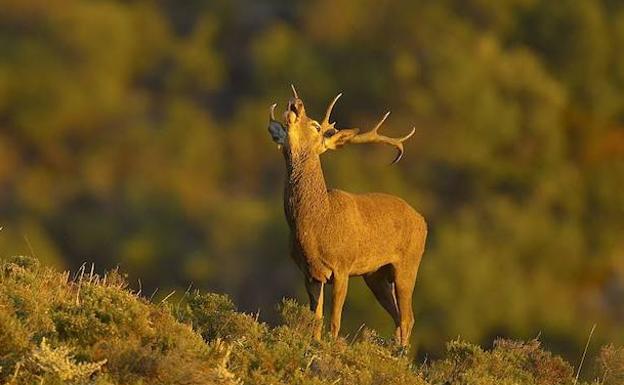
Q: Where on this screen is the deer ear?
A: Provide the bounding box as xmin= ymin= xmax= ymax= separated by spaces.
xmin=268 ymin=120 xmax=287 ymax=145
xmin=324 ymin=128 xmax=359 ymax=150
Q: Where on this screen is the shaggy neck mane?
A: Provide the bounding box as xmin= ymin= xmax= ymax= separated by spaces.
xmin=283 ymin=151 xmax=330 ymax=232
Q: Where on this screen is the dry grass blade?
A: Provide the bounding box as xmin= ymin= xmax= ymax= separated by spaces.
xmin=349 ymin=323 xmax=366 ymax=345
xmin=161 ymin=290 xmax=176 ymax=303
xmin=23 ymin=235 xmax=37 ymax=259
xmin=574 ymin=323 xmax=597 ymax=385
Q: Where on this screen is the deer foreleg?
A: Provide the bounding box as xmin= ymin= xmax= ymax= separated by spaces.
xmin=305 ymin=278 xmax=324 ymax=340
xmin=330 ymin=274 xmax=348 ymax=338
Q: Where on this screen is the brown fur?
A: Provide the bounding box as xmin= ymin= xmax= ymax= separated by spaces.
xmin=268 ymin=90 xmax=427 ymax=346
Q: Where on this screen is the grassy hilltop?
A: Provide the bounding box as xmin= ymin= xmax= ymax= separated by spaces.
xmin=0 ymin=256 xmax=622 ymax=385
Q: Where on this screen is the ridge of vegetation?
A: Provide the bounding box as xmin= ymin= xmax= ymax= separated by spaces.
xmin=1 ymin=256 xmax=622 ymax=385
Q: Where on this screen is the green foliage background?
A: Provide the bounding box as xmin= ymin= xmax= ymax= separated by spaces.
xmin=1 ymin=0 xmax=623 ymax=361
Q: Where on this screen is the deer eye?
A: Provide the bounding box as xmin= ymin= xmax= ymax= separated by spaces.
xmin=311 ymin=122 xmax=322 ymax=132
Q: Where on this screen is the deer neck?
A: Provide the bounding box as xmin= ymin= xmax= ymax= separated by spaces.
xmin=283 ymin=151 xmax=330 ymax=233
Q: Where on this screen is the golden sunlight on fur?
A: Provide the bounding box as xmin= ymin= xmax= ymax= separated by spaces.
xmin=268 ymin=87 xmax=427 ymax=346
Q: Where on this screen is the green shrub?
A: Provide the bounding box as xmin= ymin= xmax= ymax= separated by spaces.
xmin=174 ymin=292 xmax=266 ymax=342
xmin=598 ymin=344 xmax=624 ymax=385
xmin=425 ymin=338 xmax=574 ymax=385
xmin=0 ymin=257 xmax=240 ymax=385
xmin=0 ymin=257 xmax=615 ymax=385
xmin=25 ymin=338 xmax=106 ymax=384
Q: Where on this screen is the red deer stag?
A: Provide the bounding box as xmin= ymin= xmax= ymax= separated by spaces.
xmin=267 ymin=87 xmax=427 ymax=346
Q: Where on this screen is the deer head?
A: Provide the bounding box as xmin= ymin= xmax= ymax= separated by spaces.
xmin=268 ymin=86 xmax=416 ymax=163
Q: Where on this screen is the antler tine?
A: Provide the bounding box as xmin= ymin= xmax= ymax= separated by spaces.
xmin=323 ymin=93 xmax=343 ymax=124
xmin=270 ymin=103 xmax=277 ymax=121
xmin=290 ymin=84 xmax=299 ymax=99
xmin=399 ymin=126 xmax=416 ymax=141
xmin=389 ymin=127 xmax=416 ymax=164
xmin=347 ymin=111 xmax=415 ymax=164
xmin=371 ymin=111 xmax=391 ymax=133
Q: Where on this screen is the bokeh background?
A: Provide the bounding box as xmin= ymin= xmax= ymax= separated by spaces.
xmin=1 ymin=0 xmax=623 ymax=362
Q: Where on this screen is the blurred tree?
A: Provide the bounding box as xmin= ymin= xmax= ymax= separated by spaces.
xmin=0 ymin=0 xmax=622 ymax=362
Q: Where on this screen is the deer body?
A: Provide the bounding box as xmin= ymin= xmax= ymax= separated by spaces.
xmin=269 ymin=88 xmax=427 ymax=346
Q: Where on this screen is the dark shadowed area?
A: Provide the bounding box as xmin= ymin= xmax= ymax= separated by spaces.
xmin=0 ymin=0 xmax=623 ymax=363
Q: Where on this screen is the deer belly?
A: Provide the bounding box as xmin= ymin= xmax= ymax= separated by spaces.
xmin=337 ymin=236 xmax=401 ymax=275
xmin=349 ymin=255 xmax=398 ymax=276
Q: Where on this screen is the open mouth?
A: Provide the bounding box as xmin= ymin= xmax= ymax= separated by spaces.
xmin=288 ymin=100 xmax=301 ymax=117
xmin=288 ymin=101 xmax=299 ymax=116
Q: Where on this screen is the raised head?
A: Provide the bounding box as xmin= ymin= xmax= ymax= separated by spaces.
xmin=268 ymin=86 xmax=416 ymax=163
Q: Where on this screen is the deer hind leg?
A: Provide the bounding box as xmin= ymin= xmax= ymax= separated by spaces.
xmin=363 ymin=265 xmax=401 ymax=341
xmin=305 ymin=278 xmax=324 ymax=341
xmin=330 ymin=273 xmax=348 ymax=338
xmin=394 ymin=266 xmax=417 ymax=347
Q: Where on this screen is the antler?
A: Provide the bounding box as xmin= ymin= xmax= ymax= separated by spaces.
xmin=322 ymin=93 xmax=342 ymax=126
xmin=291 ymin=84 xmax=299 ymax=99
xmin=346 ymin=112 xmax=415 ymax=164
